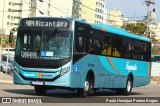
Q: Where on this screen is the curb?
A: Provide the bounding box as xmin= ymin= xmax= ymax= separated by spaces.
xmin=0 ymin=80 xmax=13 ymax=84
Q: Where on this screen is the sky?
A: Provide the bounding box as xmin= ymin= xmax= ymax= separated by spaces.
xmin=106 ymin=0 xmax=160 ymax=23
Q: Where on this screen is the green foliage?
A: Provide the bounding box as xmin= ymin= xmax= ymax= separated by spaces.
xmin=150 ymin=34 xmax=160 ymax=54
xmin=122 ymin=23 xmax=146 ymax=36
xmin=0 ymin=35 xmax=16 ymax=48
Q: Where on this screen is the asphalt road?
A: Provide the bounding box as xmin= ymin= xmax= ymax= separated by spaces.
xmin=0 ymin=83 xmax=160 ymax=104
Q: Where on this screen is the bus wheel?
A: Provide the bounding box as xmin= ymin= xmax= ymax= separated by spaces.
xmin=34 ymin=86 xmax=47 ymax=95
xmin=125 ymin=76 xmax=132 ymax=95
xmin=77 ymin=77 xmax=90 ymax=97
xmin=115 ymin=76 xmax=132 ymax=96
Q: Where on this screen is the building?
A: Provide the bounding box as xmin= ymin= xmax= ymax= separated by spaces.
xmin=149 ymin=23 xmax=160 ymax=54
xmin=107 ymin=8 xmax=128 ymax=27
xmin=0 ymin=0 xmax=73 ymax=36
xmin=124 ymin=20 xmax=145 ymax=25
xmin=149 ymin=23 xmax=160 ymax=39
xmin=95 ymin=0 xmax=107 ymax=24
xmin=0 ymin=0 xmax=23 ymax=35
xmin=72 ymin=0 xmax=107 ymax=24
xmin=79 ymin=0 xmax=96 ymax=23
xmin=28 ymin=0 xmax=73 ymax=17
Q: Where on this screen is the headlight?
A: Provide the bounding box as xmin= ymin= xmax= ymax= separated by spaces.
xmin=14 ymin=66 xmax=20 ymax=73
xmin=60 ymin=67 xmax=70 ymax=76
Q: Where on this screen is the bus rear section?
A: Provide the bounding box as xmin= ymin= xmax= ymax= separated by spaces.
xmin=71 ymin=21 xmax=151 ymax=96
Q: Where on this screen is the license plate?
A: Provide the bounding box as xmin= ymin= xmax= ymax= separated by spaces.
xmin=31 ymin=81 xmax=43 ymax=85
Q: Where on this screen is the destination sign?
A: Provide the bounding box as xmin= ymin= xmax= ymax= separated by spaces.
xmin=20 ymin=18 xmax=70 ymax=28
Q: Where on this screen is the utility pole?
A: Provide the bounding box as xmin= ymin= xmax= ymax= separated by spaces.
xmin=145 ymin=0 xmax=155 ymax=37
xmin=72 ymin=0 xmax=80 ymax=18
xmin=30 ymin=0 xmax=37 ymax=17
xmin=0 ymin=0 xmax=5 ymax=72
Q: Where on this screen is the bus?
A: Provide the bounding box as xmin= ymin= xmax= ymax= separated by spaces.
xmin=10 ymin=17 xmax=151 ymax=96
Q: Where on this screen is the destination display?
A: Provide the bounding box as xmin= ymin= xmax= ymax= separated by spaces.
xmin=20 ymin=18 xmax=70 ymax=28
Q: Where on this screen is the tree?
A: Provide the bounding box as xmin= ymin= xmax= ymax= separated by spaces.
xmin=122 ymin=23 xmax=146 ymax=36
xmin=150 ymin=34 xmax=160 ymax=54
xmin=0 ymin=35 xmax=16 ymax=48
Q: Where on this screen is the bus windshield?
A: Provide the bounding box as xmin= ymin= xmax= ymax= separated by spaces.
xmin=16 ymin=29 xmax=71 ymax=60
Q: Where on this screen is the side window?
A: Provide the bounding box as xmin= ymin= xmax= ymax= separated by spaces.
xmin=146 ymin=43 xmax=151 ymax=61
xmin=75 ymin=34 xmax=84 ymax=52
xmin=141 ymin=42 xmax=147 ymax=61
xmin=112 ymin=35 xmax=122 ymax=57
xmin=133 ymin=41 xmax=141 ymax=60
xmin=75 ymin=23 xmax=85 ymax=53
xmin=101 ymin=33 xmax=112 ymax=56
xmin=2 ymin=55 xmax=7 ymax=61
xmin=141 ymin=42 xmax=151 ymax=61
xmin=88 ymin=30 xmax=102 ymax=54
xmin=122 ymin=38 xmax=133 ymax=59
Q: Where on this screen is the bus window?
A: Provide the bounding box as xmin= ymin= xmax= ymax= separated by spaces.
xmin=112 ymin=35 xmax=122 ymax=57
xmin=122 ymin=38 xmax=133 ymax=59
xmin=101 ymin=33 xmax=112 ymax=56
xmin=141 ymin=42 xmax=147 ymax=61
xmin=88 ymin=30 xmax=102 ymax=54
xmin=146 ymin=43 xmax=151 ymax=61
xmin=133 ymin=41 xmax=141 ymax=60
xmin=75 ymin=25 xmax=85 ymax=53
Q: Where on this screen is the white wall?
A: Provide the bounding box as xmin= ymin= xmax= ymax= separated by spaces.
xmin=0 ymin=0 xmax=73 ymax=35
xmin=0 ymin=0 xmax=23 ymax=35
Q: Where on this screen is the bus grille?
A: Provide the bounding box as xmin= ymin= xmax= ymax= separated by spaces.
xmin=15 ymin=56 xmax=71 ymax=69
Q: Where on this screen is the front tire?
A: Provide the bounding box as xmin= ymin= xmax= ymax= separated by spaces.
xmin=34 ymin=86 xmax=47 ymax=95
xmin=77 ymin=77 xmax=90 ymax=97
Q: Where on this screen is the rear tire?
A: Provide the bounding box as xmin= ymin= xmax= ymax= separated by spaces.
xmin=34 ymin=86 xmax=47 ymax=95
xmin=124 ymin=76 xmax=132 ymax=95
xmin=115 ymin=76 xmax=132 ymax=96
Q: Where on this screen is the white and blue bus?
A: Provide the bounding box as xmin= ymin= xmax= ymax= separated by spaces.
xmin=10 ymin=17 xmax=151 ymax=96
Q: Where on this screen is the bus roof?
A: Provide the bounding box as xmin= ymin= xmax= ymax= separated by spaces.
xmin=74 ymin=18 xmax=150 ymax=42
xmin=19 ymin=17 xmax=150 ymax=42
xmin=91 ymin=24 xmax=150 ymax=42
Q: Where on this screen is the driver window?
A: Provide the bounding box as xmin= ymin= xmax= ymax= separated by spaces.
xmin=75 ymin=24 xmax=85 ymax=53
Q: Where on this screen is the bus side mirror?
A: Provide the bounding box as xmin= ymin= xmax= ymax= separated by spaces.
xmin=9 ymin=32 xmax=13 ymax=43
xmin=9 ymin=28 xmax=17 ymax=43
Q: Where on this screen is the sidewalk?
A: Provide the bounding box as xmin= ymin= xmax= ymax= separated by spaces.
xmin=0 ymin=72 xmax=13 ymax=83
